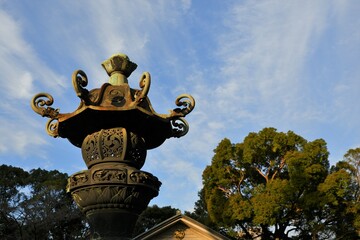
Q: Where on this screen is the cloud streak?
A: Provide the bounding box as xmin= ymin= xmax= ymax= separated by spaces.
xmin=215 ymin=1 xmax=329 ymax=124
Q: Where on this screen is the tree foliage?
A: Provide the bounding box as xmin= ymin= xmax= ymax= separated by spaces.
xmin=0 ymin=165 xmax=87 ymax=240
xmin=133 ymin=204 xmax=178 ymax=236
xmin=185 ymin=189 xmax=213 ymax=226
xmin=198 ymin=128 xmax=360 ymax=239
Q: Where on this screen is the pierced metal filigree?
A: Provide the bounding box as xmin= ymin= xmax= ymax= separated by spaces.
xmin=171 ymin=118 xmax=189 ymax=138
xmin=82 ymin=130 xmax=101 ymax=162
xmin=31 ymin=93 xmax=59 ymax=118
xmin=125 ymin=133 xmax=146 ymax=167
xmin=102 ymin=128 xmax=125 ymax=158
xmin=81 ymin=128 xmax=147 ymax=169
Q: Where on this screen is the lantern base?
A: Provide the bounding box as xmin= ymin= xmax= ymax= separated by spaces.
xmin=87 ymin=209 xmax=139 ymax=240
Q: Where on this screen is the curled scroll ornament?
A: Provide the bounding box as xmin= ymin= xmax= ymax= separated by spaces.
xmin=170 ymin=117 xmax=189 ymax=138
xmin=134 ymin=72 xmax=151 ymax=104
xmin=170 ymin=94 xmax=195 ymax=118
xmin=31 ymin=93 xmax=59 ymax=118
xmin=46 ymin=118 xmax=59 ymax=137
xmin=72 ymin=69 xmax=89 ymax=100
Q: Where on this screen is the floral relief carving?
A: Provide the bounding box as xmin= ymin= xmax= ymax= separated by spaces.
xmin=93 ymin=169 xmax=127 ymax=183
xmin=68 ymin=172 xmax=89 ymax=188
xmin=71 ymin=186 xmax=152 ymax=214
xmin=129 ymin=171 xmax=161 ymax=189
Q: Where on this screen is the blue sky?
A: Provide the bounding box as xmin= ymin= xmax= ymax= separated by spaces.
xmin=0 ymin=0 xmax=359 ymax=212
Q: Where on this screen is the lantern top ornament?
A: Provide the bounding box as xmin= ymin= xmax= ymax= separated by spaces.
xmin=31 ymin=53 xmax=195 ymax=149
xmin=102 ymin=53 xmax=137 ymax=82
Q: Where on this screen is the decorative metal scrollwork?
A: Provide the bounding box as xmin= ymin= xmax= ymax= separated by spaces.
xmin=72 ymin=69 xmax=89 ymax=100
xmin=170 ymin=94 xmax=195 ymax=118
xmin=170 ymin=117 xmax=189 ymax=138
xmin=134 ymin=72 xmax=151 ymax=104
xmin=31 ymin=93 xmax=59 ymax=118
xmin=46 ymin=118 xmax=59 ymax=137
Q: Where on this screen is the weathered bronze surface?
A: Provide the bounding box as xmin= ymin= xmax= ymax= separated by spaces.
xmin=31 ymin=53 xmax=194 ymax=148
xmin=31 ymin=53 xmax=195 ymax=239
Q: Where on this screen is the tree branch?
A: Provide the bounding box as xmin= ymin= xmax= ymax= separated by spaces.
xmin=217 ymin=186 xmax=231 ymax=198
xmin=255 ymin=167 xmax=269 ymax=183
xmin=270 ymin=157 xmax=286 ymax=182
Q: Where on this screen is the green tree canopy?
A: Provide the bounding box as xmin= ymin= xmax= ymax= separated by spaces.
xmin=0 ymin=165 xmax=87 ymax=240
xmin=198 ymin=128 xmax=360 ymax=239
xmin=133 ymin=204 xmax=178 ymax=236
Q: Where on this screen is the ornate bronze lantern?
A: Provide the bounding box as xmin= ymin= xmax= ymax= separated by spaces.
xmin=31 ymin=53 xmax=195 ymax=239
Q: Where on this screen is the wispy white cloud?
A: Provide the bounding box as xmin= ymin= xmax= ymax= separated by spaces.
xmin=0 ymin=12 xmax=40 ymax=100
xmin=165 ymin=1 xmax=337 ymax=172
xmin=214 ymin=1 xmax=331 ymax=126
xmin=0 ymin=8 xmax=68 ymax=158
xmin=0 ymin=9 xmax=67 ymax=95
